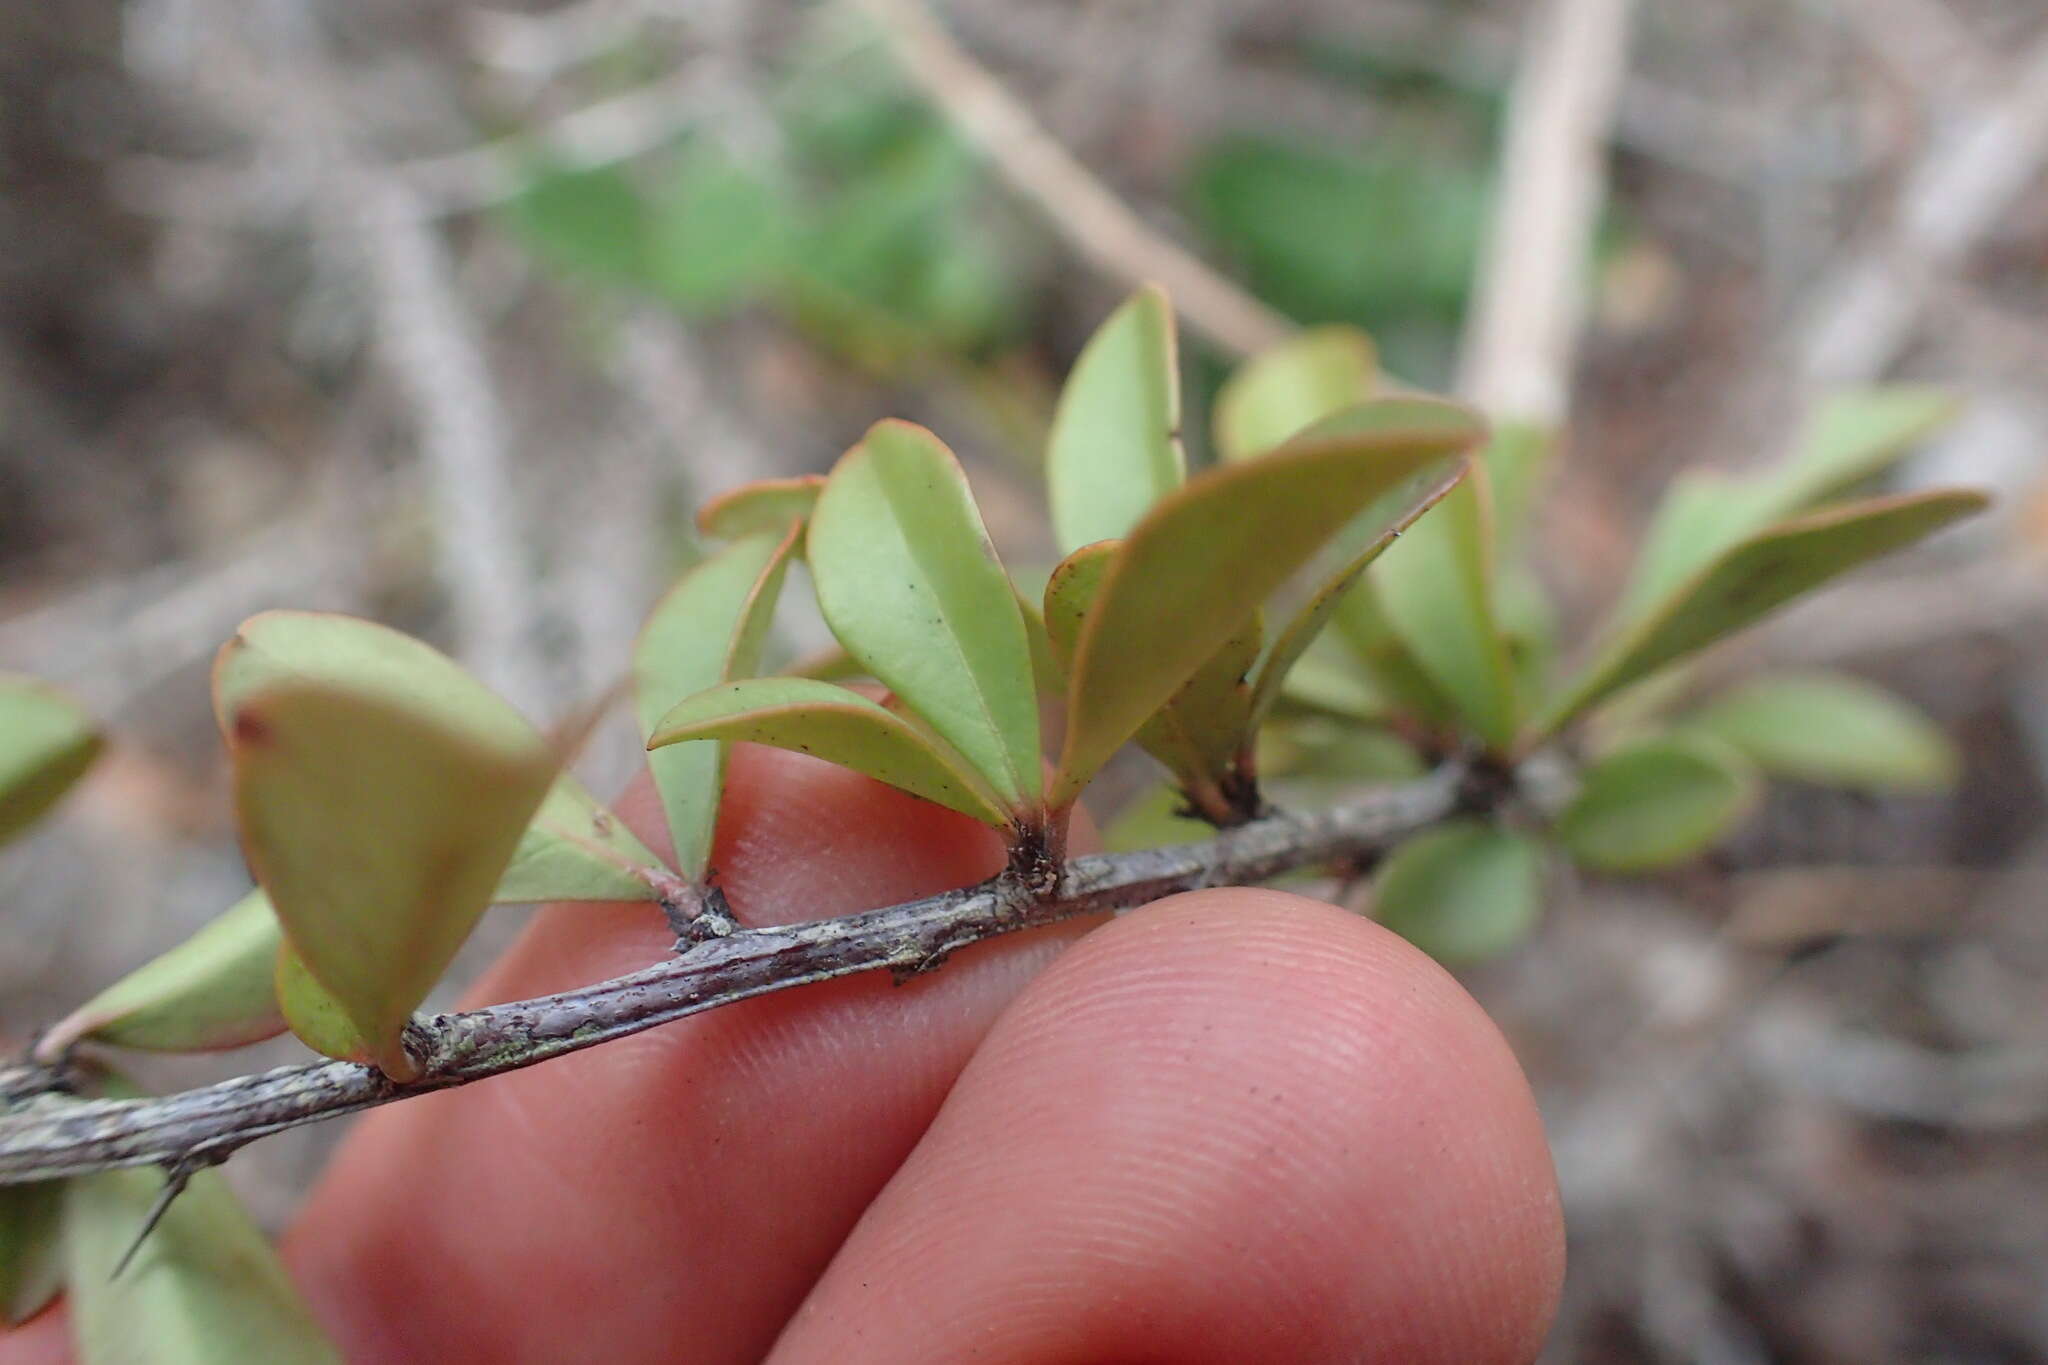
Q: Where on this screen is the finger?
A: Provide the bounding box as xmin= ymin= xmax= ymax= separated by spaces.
xmin=285 ymin=746 xmax=1102 ymax=1365
xmin=771 ymin=888 xmax=1564 ymax=1365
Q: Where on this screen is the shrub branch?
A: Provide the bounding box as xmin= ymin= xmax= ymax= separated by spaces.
xmin=0 ymin=765 xmax=1465 ymax=1185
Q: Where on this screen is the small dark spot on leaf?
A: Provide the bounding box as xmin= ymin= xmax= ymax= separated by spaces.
xmin=231 ymin=709 xmax=273 ymax=747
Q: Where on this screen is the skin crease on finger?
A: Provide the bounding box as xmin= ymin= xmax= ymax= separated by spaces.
xmin=1 ymin=754 xmax=1564 ymax=1364
xmin=769 ymin=890 xmax=1565 ymax=1365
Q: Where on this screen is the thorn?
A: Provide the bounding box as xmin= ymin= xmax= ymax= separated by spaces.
xmin=111 ymin=1163 xmax=195 ymax=1279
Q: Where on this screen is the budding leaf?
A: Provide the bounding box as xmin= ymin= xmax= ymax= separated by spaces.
xmin=0 ymin=1179 xmax=63 ymax=1326
xmin=1046 ymin=284 xmax=1185 ymax=554
xmin=64 ymin=1078 xmax=341 ymax=1363
xmin=214 ymin=611 xmax=649 ymax=902
xmin=1544 ymin=489 xmax=1987 ymax=731
xmin=695 ymin=475 xmax=825 ymax=542
xmin=1684 ymin=672 xmax=1960 ymax=794
xmin=1213 ymin=325 xmax=1377 ymax=462
xmin=1556 ymin=734 xmax=1759 ymax=872
xmin=650 ymin=677 xmax=1012 ymax=827
xmin=0 ymin=674 xmax=101 ymax=847
xmin=636 ymin=527 xmax=802 ymax=879
xmin=1374 ymin=821 xmax=1545 ymax=964
xmin=40 ymin=889 xmax=284 ymax=1057
xmin=808 ymin=420 xmax=1042 ymax=812
xmin=228 ymin=684 xmax=557 ymax=1079
xmin=1050 ymin=397 xmax=1483 ymax=809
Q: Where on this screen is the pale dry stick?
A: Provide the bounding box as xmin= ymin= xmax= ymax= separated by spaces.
xmin=355 ymin=173 xmax=552 ymax=716
xmin=1801 ymin=0 xmax=1993 ymax=107
xmin=857 ymin=0 xmax=1292 ymax=358
xmin=110 ymin=65 xmax=723 ymax=224
xmin=465 ymin=0 xmax=653 ymax=79
xmin=1456 ymin=0 xmax=1638 ymax=425
xmin=0 ymin=765 xmax=1465 ymax=1183
xmin=1795 ymin=30 xmax=2048 ymax=386
xmin=402 ymin=65 xmax=725 ymax=212
xmin=1322 ymin=0 xmax=1762 ymax=184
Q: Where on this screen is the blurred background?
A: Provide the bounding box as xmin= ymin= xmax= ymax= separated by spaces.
xmin=4 ymin=1 xmax=2047 ymax=1359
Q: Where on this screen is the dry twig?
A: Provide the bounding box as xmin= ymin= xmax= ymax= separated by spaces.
xmin=0 ymin=766 xmax=1463 ymax=1183
xmin=858 ymin=0 xmax=1292 ymax=358
xmin=1457 ymin=0 xmax=1637 ymax=424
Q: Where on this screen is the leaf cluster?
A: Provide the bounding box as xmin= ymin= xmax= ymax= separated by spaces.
xmin=0 ymin=289 xmax=1984 ymax=1359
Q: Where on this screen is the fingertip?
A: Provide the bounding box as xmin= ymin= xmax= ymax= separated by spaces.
xmin=776 ymin=886 xmax=1563 ymax=1364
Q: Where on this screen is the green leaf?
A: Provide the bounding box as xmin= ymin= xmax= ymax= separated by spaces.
xmin=1544 ymin=489 xmax=1987 ymax=732
xmin=1771 ymin=386 xmax=1959 ymax=512
xmin=1374 ymin=821 xmax=1546 ymax=964
xmin=1374 ymin=464 xmax=1520 ymax=748
xmin=1044 ymin=542 xmax=1259 ymax=813
xmin=696 ymin=476 xmax=826 ymax=543
xmin=213 ymin=611 xmax=538 ymax=750
xmin=1556 ymin=734 xmax=1759 ymax=872
xmin=1011 ymin=588 xmax=1065 ymax=710
xmin=1274 ymin=627 xmax=1392 ymax=722
xmin=1615 ymin=472 xmax=1778 ymax=621
xmin=1051 ymin=397 xmax=1483 ymax=809
xmin=645 ymin=144 xmax=789 ymax=314
xmin=274 ymin=946 xmax=375 ymax=1067
xmin=1330 ymin=583 xmax=1461 ymax=727
xmin=227 ymin=684 xmax=557 ymax=1079
xmin=1257 ymin=717 xmax=1424 ymax=784
xmin=1614 ymin=389 xmax=1958 ymax=626
xmin=504 ymin=163 xmax=648 ymax=283
xmin=648 ymin=677 xmax=1012 ymax=827
xmin=1100 ymin=783 xmax=1216 ymax=852
xmin=64 ymin=1081 xmax=341 ymax=1363
xmin=635 ymin=528 xmax=801 ymax=879
xmin=1212 ymin=325 xmax=1377 ymax=461
xmin=0 ymin=674 xmax=102 ymax=847
xmin=1684 ymin=672 xmax=1960 ymax=793
xmin=494 ymin=774 xmax=670 ymax=903
xmin=807 ymin=420 xmax=1042 ymax=810
xmin=1497 ymin=567 xmax=1561 ymax=703
xmin=1482 ymin=420 xmax=1555 ymax=558
xmin=1046 ymin=285 xmax=1185 ymax=553
xmin=1248 ymin=462 xmax=1462 ymax=728
xmin=218 ymin=610 xmax=669 ymax=907
xmin=1 ymin=1180 xmax=63 ymax=1325
xmin=778 ymin=645 xmax=869 ymax=683
xmin=39 ymin=889 xmax=284 ymax=1057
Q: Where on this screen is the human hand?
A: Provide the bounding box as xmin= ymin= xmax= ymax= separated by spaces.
xmin=5 ymin=745 xmax=1562 ymax=1363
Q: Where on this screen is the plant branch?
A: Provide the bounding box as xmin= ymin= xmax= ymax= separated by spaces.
xmin=0 ymin=765 xmax=1465 ymax=1185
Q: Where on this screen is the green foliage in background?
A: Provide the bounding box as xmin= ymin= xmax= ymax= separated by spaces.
xmin=504 ymin=63 xmax=1029 ymax=366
